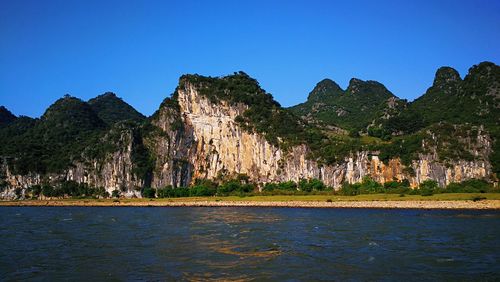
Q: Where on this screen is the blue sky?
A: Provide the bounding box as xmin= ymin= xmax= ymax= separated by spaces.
xmin=1 ymin=0 xmax=499 ymax=117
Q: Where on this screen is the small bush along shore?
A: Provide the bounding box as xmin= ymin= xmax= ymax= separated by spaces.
xmin=10 ymin=175 xmax=499 ymax=200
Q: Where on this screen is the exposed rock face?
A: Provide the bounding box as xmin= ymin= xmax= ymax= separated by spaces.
xmin=145 ymin=82 xmax=492 ymax=191
xmin=0 ymin=128 xmax=143 ymax=198
xmin=342 ymin=153 xmax=490 ymax=188
xmin=66 ymin=130 xmax=144 ymax=198
xmin=149 ymin=97 xmax=194 ymax=189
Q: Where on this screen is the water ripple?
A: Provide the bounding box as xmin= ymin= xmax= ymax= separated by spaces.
xmin=0 ymin=207 xmax=499 ymax=280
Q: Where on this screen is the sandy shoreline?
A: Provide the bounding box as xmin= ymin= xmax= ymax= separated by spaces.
xmin=1 ymin=199 xmax=500 ymax=209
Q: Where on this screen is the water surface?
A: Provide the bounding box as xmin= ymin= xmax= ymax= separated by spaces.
xmin=1 ymin=207 xmax=499 ymax=281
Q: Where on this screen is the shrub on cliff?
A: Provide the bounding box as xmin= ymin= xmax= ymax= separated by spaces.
xmin=358 ymin=177 xmax=385 ymax=194
xmin=339 ymin=182 xmax=361 ymax=196
xmin=190 ymin=180 xmax=217 ymax=196
xmin=298 ymin=178 xmax=326 ymax=192
xmin=27 ymin=185 xmax=42 ymax=199
xmin=142 ymin=187 xmax=156 ymax=198
xmin=262 ymin=183 xmax=278 ymax=192
xmin=217 ymin=180 xmax=255 ymax=196
xmin=189 ymin=185 xmax=215 ymax=196
xmin=263 ymin=181 xmax=299 ymax=192
xmin=418 ymin=180 xmax=439 ymax=196
xmin=111 ymin=189 xmax=121 ymax=198
xmin=444 ymin=179 xmax=497 ymax=193
xmin=383 ymin=180 xmax=411 ymax=194
xmin=41 ymin=184 xmax=55 ymax=197
xmin=156 ymin=186 xmax=190 ymax=198
xmin=340 ymin=178 xmax=411 ymax=195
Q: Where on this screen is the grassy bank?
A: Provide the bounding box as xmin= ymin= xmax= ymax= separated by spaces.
xmin=117 ymin=193 xmax=500 ymax=202
xmin=4 ymin=193 xmax=500 ymax=203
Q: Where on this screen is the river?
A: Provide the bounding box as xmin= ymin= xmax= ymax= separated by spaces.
xmin=1 ymin=207 xmax=499 ymax=281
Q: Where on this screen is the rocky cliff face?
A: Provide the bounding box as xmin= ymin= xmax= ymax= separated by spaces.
xmin=66 ymin=128 xmax=144 ymax=197
xmin=144 ymin=81 xmax=492 ymax=191
xmin=0 ymin=127 xmax=144 ymax=198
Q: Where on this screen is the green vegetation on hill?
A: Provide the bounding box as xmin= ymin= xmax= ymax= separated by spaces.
xmin=0 ymin=115 xmax=39 ymax=171
xmin=376 ymin=62 xmax=500 ymax=174
xmin=2 ymin=96 xmax=108 ymax=174
xmin=380 ymin=62 xmax=499 ymax=136
xmin=286 ymin=62 xmax=498 ymax=175
xmin=0 ymin=94 xmax=149 ymax=175
xmin=88 ymin=92 xmax=145 ymax=125
xmin=290 ymin=77 xmax=406 ymax=133
xmin=376 ymin=123 xmax=487 ymax=166
xmin=339 ymin=177 xmax=498 ymax=196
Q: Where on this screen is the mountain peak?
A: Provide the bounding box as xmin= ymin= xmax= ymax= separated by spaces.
xmin=433 ymin=67 xmax=461 ymax=87
xmin=347 ymin=78 xmax=366 ymax=93
xmin=43 ymin=96 xmax=96 ymax=120
xmin=348 ymin=77 xmax=364 ymax=85
xmin=179 ymin=72 xmax=281 ymax=108
xmin=88 ymin=92 xmax=145 ymax=125
xmin=316 ymin=78 xmax=342 ymax=90
xmin=465 ymin=61 xmax=499 ymax=82
xmin=101 ymin=92 xmax=118 ymax=98
xmin=290 ymin=76 xmax=399 ymax=132
xmin=39 ymin=96 xmax=106 ymax=141
xmin=347 ymin=78 xmax=392 ymax=97
xmin=307 ymin=79 xmax=343 ymax=101
xmin=469 ymin=61 xmax=497 ymax=73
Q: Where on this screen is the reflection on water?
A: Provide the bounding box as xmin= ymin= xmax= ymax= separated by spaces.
xmin=1 ymin=207 xmax=500 ymax=281
xmin=185 ymin=209 xmax=283 ymax=280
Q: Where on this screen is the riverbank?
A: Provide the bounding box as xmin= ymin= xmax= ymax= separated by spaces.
xmin=1 ymin=193 xmax=500 ymax=209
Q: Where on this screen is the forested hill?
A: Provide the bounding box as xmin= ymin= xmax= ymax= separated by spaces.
xmin=289 ymin=77 xmax=406 ymax=133
xmin=377 ymin=62 xmax=499 ymax=137
xmin=0 ymin=94 xmax=144 ymax=175
xmin=288 ymin=61 xmax=499 ymax=175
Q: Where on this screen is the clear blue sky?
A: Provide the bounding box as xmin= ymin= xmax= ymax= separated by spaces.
xmin=1 ymin=0 xmax=499 ymax=117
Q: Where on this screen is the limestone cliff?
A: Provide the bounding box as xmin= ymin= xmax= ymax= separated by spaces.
xmin=145 ymin=80 xmax=492 ymax=190
xmin=0 ymin=125 xmax=144 ymax=198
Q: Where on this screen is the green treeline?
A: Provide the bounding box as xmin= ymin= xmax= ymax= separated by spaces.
xmin=338 ymin=177 xmax=498 ymax=196
xmin=145 ymin=178 xmax=328 ymax=198
xmin=20 ymin=181 xmax=109 ymax=199
xmin=10 ymin=176 xmax=496 ymax=200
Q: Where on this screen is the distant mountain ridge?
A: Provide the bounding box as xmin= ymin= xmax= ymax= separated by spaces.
xmin=289 ymin=77 xmax=407 ymax=133
xmin=379 ymin=62 xmax=499 ymax=137
xmin=0 ymin=93 xmax=144 ymax=174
